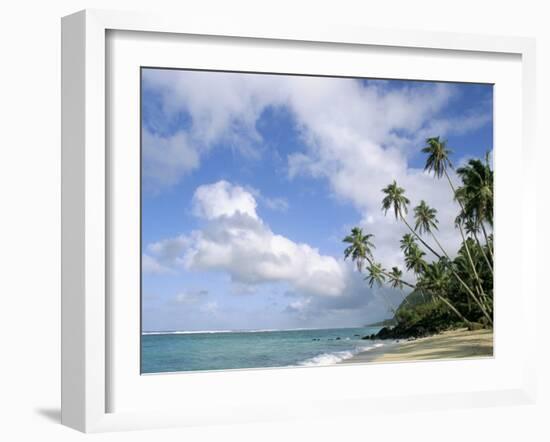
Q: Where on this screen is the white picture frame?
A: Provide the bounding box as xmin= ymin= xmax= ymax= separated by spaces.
xmin=61 ymin=9 xmax=537 ymax=433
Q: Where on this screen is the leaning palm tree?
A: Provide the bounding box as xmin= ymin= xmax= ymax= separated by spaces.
xmin=400 ymin=233 xmax=417 ymax=256
xmin=422 ymin=137 xmax=491 ymax=302
xmin=404 ymin=244 xmax=427 ymax=275
xmin=414 ymin=200 xmax=439 ymax=234
xmin=455 ymin=239 xmax=493 ymax=313
xmin=381 ymin=180 xmax=410 ymax=219
xmin=417 ymin=260 xmax=469 ymax=323
xmin=421 ymin=136 xmax=454 ymax=179
xmin=343 ymin=227 xmax=375 ymax=272
xmin=456 ymin=155 xmax=494 ymax=267
xmin=456 ymin=155 xmax=494 ymax=228
xmin=381 ymin=181 xmax=441 ymax=259
xmin=413 ymin=200 xmax=452 ymax=259
xmin=388 ymin=266 xmax=404 ymax=289
xmin=365 ymin=261 xmax=386 ymax=288
xmin=344 ymin=227 xmax=414 ymax=290
xmin=412 ymin=200 xmax=492 ymax=324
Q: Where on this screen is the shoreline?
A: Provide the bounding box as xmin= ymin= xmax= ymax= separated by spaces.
xmin=340 ymin=328 xmax=493 ymax=364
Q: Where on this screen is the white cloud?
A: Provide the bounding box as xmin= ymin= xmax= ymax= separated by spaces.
xmin=150 ymin=181 xmax=349 ymax=298
xmin=192 ymin=180 xmax=258 ymax=220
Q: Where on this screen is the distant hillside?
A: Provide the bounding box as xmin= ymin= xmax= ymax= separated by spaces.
xmin=366 ymin=290 xmax=430 ymax=328
xmin=396 ymin=289 xmax=430 ymax=312
xmin=364 ymin=317 xmax=396 ymax=327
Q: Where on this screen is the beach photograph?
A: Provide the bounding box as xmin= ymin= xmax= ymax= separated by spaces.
xmin=140 ymin=68 xmax=494 ymax=373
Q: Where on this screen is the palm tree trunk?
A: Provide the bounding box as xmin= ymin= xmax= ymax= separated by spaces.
xmin=398 ymin=211 xmax=442 ymax=259
xmin=364 ymin=256 xmax=412 ymax=306
xmin=393 ymin=265 xmax=468 ymax=323
xmin=443 ymin=171 xmax=493 ymax=317
xmin=455 ymin=221 xmax=493 ymax=315
xmin=429 ymin=230 xmax=493 ymax=325
xmin=445 ymin=170 xmax=494 ymax=275
xmin=473 ymin=231 xmax=494 ymax=274
xmin=445 ymin=171 xmax=487 ymax=278
xmin=480 ymin=222 xmax=494 ymax=261
xmin=436 ymin=294 xmax=469 ymax=323
xmin=388 ymin=272 xmax=474 ymax=324
xmin=366 ymin=257 xmax=467 ymax=323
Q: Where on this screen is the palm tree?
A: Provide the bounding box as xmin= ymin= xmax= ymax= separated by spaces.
xmin=365 ymin=261 xmax=386 ymax=288
xmin=456 ymin=155 xmax=493 ymax=228
xmin=388 ymin=266 xmax=404 ymax=289
xmin=456 ymin=155 xmax=494 ymax=267
xmin=386 ymin=266 xmax=415 ymax=306
xmin=422 ymin=136 xmax=453 ymax=179
xmin=412 ymin=200 xmax=492 ymax=324
xmin=417 ymin=260 xmax=469 ymax=323
xmin=404 ymin=245 xmax=427 ymax=275
xmin=418 ymin=260 xmax=450 ymax=293
xmin=343 ymin=227 xmax=375 ymax=272
xmin=414 ymin=200 xmax=439 ymax=234
xmin=381 ymin=180 xmax=410 ymax=219
xmin=455 ymin=239 xmax=493 ymax=313
xmin=381 ymin=181 xmax=441 ymax=259
xmin=342 ymin=228 xmax=469 ymax=322
xmin=400 ymin=233 xmax=416 ymax=256
xmin=413 ymin=200 xmax=447 ymax=256
xmin=343 ymin=227 xmax=417 ymax=300
xmin=421 ymin=137 xmax=492 ymax=312
xmin=413 ymin=200 xmax=453 ymax=259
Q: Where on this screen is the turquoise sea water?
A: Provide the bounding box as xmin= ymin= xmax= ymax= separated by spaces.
xmin=141 ymin=327 xmax=384 ymax=373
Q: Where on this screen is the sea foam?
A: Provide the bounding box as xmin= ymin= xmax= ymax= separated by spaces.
xmin=299 ymin=343 xmax=384 ymax=366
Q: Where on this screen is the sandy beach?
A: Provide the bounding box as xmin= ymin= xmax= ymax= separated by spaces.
xmin=340 ymin=328 xmax=493 ymax=364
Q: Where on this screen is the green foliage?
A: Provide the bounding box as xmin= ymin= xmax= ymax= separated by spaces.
xmin=391 ymin=299 xmax=462 ymax=338
xmin=381 ymin=180 xmax=410 ymax=219
xmin=422 ymin=136 xmax=453 ymax=178
xmin=343 ymin=227 xmax=375 ymax=272
xmin=413 ymin=200 xmax=439 ymax=234
xmin=456 ymin=155 xmax=493 ymax=228
xmin=388 ymin=267 xmax=404 ymax=289
xmin=365 ymin=261 xmax=386 ymax=288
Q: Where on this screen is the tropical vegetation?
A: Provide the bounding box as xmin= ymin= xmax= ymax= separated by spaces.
xmin=343 ymin=137 xmax=494 ymax=339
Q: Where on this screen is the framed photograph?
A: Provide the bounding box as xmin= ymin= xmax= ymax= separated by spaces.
xmin=61 ymin=9 xmax=537 ymax=433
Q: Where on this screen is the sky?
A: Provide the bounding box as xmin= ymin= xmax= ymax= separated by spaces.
xmin=141 ymin=68 xmax=493 ymax=332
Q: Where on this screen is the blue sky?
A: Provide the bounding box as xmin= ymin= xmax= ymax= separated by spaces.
xmin=141 ymin=69 xmax=493 ymax=332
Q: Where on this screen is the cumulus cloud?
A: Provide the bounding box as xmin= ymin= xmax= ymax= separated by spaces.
xmin=148 ymin=181 xmax=349 ymax=298
xmin=192 ymin=180 xmax=259 ymax=220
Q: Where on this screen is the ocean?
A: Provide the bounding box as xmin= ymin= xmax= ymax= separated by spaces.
xmin=141 ymin=326 xmax=385 ymax=373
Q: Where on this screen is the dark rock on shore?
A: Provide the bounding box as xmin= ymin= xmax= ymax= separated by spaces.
xmin=362 ymin=320 xmax=491 ymax=341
